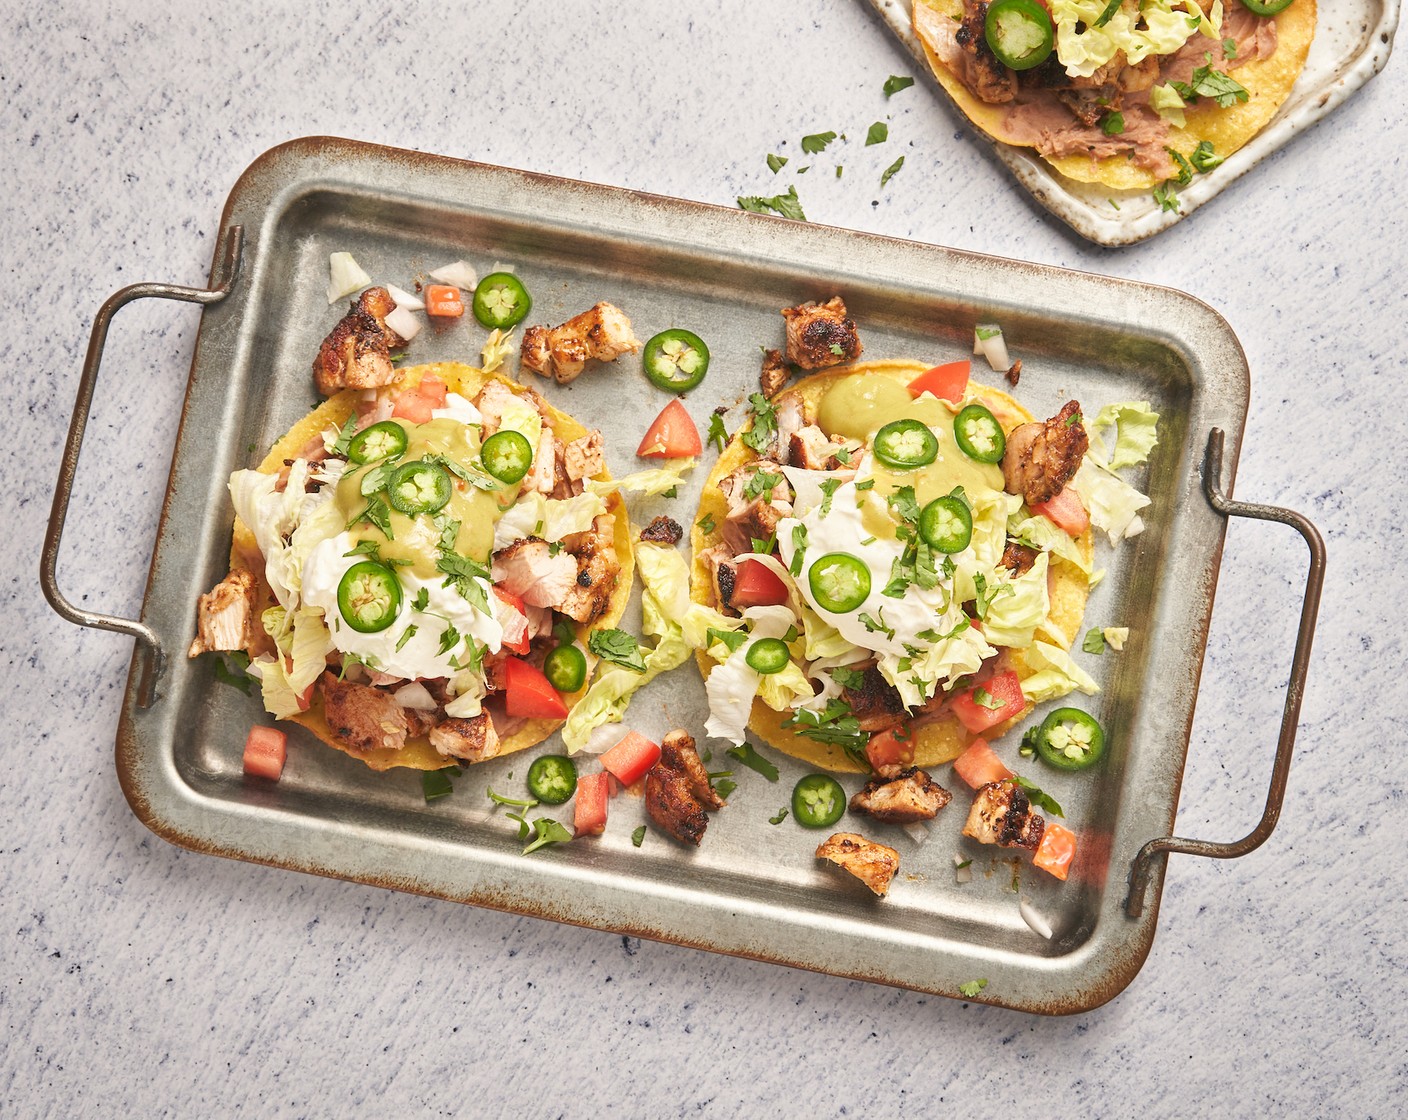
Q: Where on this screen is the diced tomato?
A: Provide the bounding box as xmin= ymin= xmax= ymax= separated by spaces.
xmin=243 ymin=726 xmax=287 ymax=781
xmin=865 ymin=726 xmax=914 ymax=773
xmin=908 ymin=360 xmax=970 ymax=403
xmin=952 ymin=737 xmax=1013 ymax=789
xmin=950 ymin=670 xmax=1026 ymax=734
xmin=424 ymin=284 xmax=464 ymax=318
xmin=573 ymin=771 xmax=610 ymax=837
xmin=600 ymin=730 xmax=662 ymax=787
xmin=503 ymin=657 xmax=569 ymax=720
xmin=1034 ymin=821 xmax=1077 ymax=881
xmin=1032 ymin=485 xmax=1090 ymax=535
xmin=493 ymin=587 xmax=531 ymax=655
xmin=729 ymin=559 xmax=789 ymax=608
xmin=416 ymin=375 xmax=448 ymax=407
xmin=392 ymin=390 xmax=436 ymax=424
xmin=636 ymin=399 xmax=702 ymax=459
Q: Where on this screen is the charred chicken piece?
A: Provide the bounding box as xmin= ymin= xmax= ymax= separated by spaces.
xmin=849 ymin=767 xmax=952 ymax=824
xmin=840 ymin=666 xmax=908 ymax=734
xmin=491 ymin=538 xmax=580 ymax=609
xmin=319 ymin=672 xmax=415 ymax=754
xmin=760 ymin=348 xmax=792 ymax=397
xmin=815 ymin=832 xmax=901 ymax=897
xmin=781 ymin=297 xmax=862 ymax=370
xmin=556 ymin=514 xmax=620 ymax=624
xmin=962 ymin=779 xmax=1046 ymax=851
xmin=520 ymin=302 xmax=641 ymax=384
xmin=563 ymin=430 xmax=605 ymax=482
xmin=188 ymin=568 xmax=260 ymax=658
xmin=718 ymin=459 xmax=793 ymax=556
xmin=312 ymin=287 xmax=408 ymax=396
xmin=645 ymin=730 xmax=725 ymax=846
xmin=429 ymin=712 xmax=502 ymax=763
xmin=697 ymin=544 xmax=739 ymax=616
xmin=1002 ymin=399 xmax=1089 ymax=508
xmin=954 ymin=1 xmax=1017 ymax=105
xmin=639 ymin=515 xmax=684 ymax=546
xmin=1000 ymin=541 xmax=1039 ymax=577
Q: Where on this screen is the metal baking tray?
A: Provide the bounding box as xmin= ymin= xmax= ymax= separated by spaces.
xmin=44 ymin=137 xmax=1323 ymax=1013
xmin=867 ymin=0 xmax=1400 ymax=245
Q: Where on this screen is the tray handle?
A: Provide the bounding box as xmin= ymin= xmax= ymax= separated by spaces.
xmin=41 ymin=226 xmax=245 ymax=709
xmin=1124 ymin=428 xmax=1326 ymax=917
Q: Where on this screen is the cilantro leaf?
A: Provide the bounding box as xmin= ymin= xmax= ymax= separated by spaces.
xmin=737 ymin=185 xmax=807 ymax=221
xmin=818 ymin=477 xmax=841 ymax=517
xmin=211 ymin=653 xmax=251 ymax=694
xmin=707 ymin=626 xmax=748 ymax=654
xmin=726 ymin=743 xmax=780 ymax=782
xmin=1190 ymin=140 xmax=1223 ymax=173
xmin=783 ymin=698 xmax=868 ymax=761
xmin=589 ymin=628 xmax=648 ymax=673
xmin=766 ymin=153 xmax=788 ymax=174
xmin=769 ymin=808 xmax=790 ymax=825
xmin=1101 ymin=111 xmax=1125 ymax=137
xmin=743 ymin=469 xmax=783 ymax=503
xmin=1013 ymin=775 xmax=1064 ymax=818
xmin=707 ymin=412 xmax=730 ymax=452
xmin=631 ymin=825 xmax=646 ymax=847
xmin=1166 ymin=147 xmax=1194 ymax=186
xmin=882 ymin=74 xmax=915 ymax=97
xmin=712 ymin=778 xmax=737 ymax=800
xmin=1153 ymin=180 xmax=1181 ymax=213
xmin=522 ymin=817 xmax=573 ymax=855
xmin=801 ymin=130 xmax=837 ymax=154
xmin=741 ymin=393 xmax=778 ymax=453
xmin=865 ymin=121 xmax=888 ymax=146
xmin=790 ymin=524 xmax=808 ymax=576
xmin=437 ymin=552 xmax=491 ymax=614
xmin=330 ymin=414 xmax=359 ymax=458
xmin=1082 ymin=627 xmax=1107 ymax=655
xmin=958 ymin=979 xmax=988 ymax=999
xmin=829 ymin=665 xmax=867 ymax=691
xmin=1189 ymin=59 xmax=1249 ymax=108
xmin=880 ymin=156 xmax=905 ymax=187
xmin=697 ymin=512 xmax=717 ymax=535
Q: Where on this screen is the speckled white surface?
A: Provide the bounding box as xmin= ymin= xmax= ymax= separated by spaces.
xmin=4 ymin=2 xmax=1406 ymax=1115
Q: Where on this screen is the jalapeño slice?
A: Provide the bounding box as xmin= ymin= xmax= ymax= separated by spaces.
xmin=472 ymin=272 xmax=532 ymax=329
xmin=386 ymin=461 xmax=453 ymax=515
xmin=526 ymin=754 xmax=579 ymax=805
xmin=792 ymin=774 xmax=846 ymax=828
xmin=745 ymin=637 xmax=792 ymax=675
xmin=337 ymin=561 xmax=402 ymax=633
xmin=642 ymin=328 xmax=710 ymax=393
xmin=954 ymin=403 xmax=1006 ymax=464
xmin=347 ymin=420 xmax=408 ymax=465
xmin=1034 ymin=707 xmax=1107 ymax=771
xmin=480 ymin=430 xmax=534 ymax=484
xmin=919 ymin=494 xmax=974 ymax=554
xmin=1238 ymin=0 xmax=1293 ymax=13
xmin=543 ymin=643 xmax=588 ymax=694
xmin=809 ymin=552 xmax=871 ymax=614
xmin=984 ymin=0 xmax=1055 ymax=71
xmin=872 ymin=418 xmax=939 ymax=470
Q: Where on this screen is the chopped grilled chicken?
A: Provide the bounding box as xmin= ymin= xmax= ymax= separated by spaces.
xmin=563 ymin=430 xmax=605 ymax=482
xmin=520 ymin=301 xmax=641 ymax=384
xmin=312 ymin=287 xmax=408 ymax=396
xmin=429 ymin=713 xmax=502 ymax=762
xmin=1000 ymin=540 xmax=1039 ymax=577
xmin=771 ymin=391 xmax=807 ymax=463
xmin=187 ymin=568 xmax=260 ymax=657
xmin=781 ymin=297 xmax=863 ymax=370
xmin=556 ymin=514 xmax=620 ymax=624
xmin=639 ymin=515 xmax=684 ymax=546
xmin=841 ymin=666 xmax=907 ymax=733
xmin=474 ymin=379 xmax=543 ymax=439
xmin=698 ymin=544 xmax=739 ymax=616
xmin=319 ymin=672 xmax=413 ymax=754
xmin=760 ymin=348 xmax=791 ymax=397
xmin=815 ymin=832 xmax=901 ymax=897
xmin=719 ymin=459 xmax=793 ymax=555
xmin=788 ymin=424 xmax=859 ymax=471
xmin=954 ymin=1 xmax=1017 ymax=104
xmin=491 ymin=538 xmax=579 ymax=609
xmin=1002 ymin=399 xmax=1090 ymax=508
xmin=645 ymin=730 xmax=725 ymax=845
xmin=962 ymin=779 xmax=1046 ymax=851
xmin=524 ymin=429 xmax=565 ymax=494
xmin=850 ymin=767 xmax=952 ymax=824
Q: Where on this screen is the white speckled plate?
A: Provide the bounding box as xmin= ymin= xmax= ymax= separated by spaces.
xmin=867 ymin=0 xmax=1400 ymax=244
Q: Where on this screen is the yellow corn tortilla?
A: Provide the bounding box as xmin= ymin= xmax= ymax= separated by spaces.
xmin=231 ymin=361 xmax=635 ymax=771
xmin=690 ymin=360 xmax=1092 ymax=774
xmin=913 ymin=0 xmax=1316 ymax=191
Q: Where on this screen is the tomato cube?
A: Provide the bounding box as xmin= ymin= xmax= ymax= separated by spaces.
xmin=950 ymin=670 xmax=1026 ymax=734
xmin=729 ymin=559 xmax=789 ymax=609
xmin=637 ymin=399 xmax=702 ymax=459
xmin=243 ymin=726 xmax=288 ymax=781
xmin=1034 ymin=821 xmax=1077 ymax=881
xmin=599 ymin=730 xmax=662 ymax=787
xmin=952 ymin=737 xmax=1013 ymax=789
xmin=907 ymin=360 xmax=970 ymax=403
xmin=573 ymin=771 xmax=610 ymax=837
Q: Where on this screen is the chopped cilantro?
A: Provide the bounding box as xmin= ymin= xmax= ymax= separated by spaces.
xmin=211 ymin=653 xmax=251 ymax=694
xmin=790 ymin=524 xmax=808 ymax=576
xmin=738 ymin=185 xmax=807 ymax=221
xmin=707 ymin=411 xmax=730 ymax=452
xmin=866 ymin=121 xmax=888 ymax=146
xmin=487 ymin=787 xmax=538 ymax=809
xmin=801 ymin=130 xmax=837 ymax=154
xmin=330 ymin=414 xmax=359 ymax=458
xmin=858 ymin=611 xmax=895 ymax=640
xmin=436 ymin=623 xmax=461 ymax=657
xmin=1166 ymin=147 xmax=1194 ymax=186
xmin=829 ymin=665 xmax=867 ymax=691
xmin=631 ymin=825 xmax=646 ymax=847
xmin=741 ymin=393 xmax=778 ymax=453
xmin=412 ymin=587 xmax=430 ymax=612
xmin=1100 ymin=111 xmax=1125 ymax=136
xmin=972 ymin=687 xmax=1004 ymax=711
xmin=697 ymin=512 xmax=717 ymax=535
xmin=769 ymin=808 xmax=790 ymax=825
xmin=880 ymin=155 xmax=905 ymax=187
xmin=1222 ymin=36 xmax=1237 ymax=60
xmin=783 ymin=698 xmax=868 ymax=761
xmin=1190 ymin=140 xmax=1223 ymax=173
xmin=395 ymin=624 xmax=418 ymax=652
xmin=767 ymin=152 xmax=788 ymax=174
xmin=712 ymin=778 xmax=738 ymax=800
xmin=887 ymin=485 xmax=920 ymax=526
xmin=1153 ymin=180 xmax=1181 ymax=213
xmin=743 ymin=469 xmax=783 ymax=503
xmin=882 ymin=74 xmax=915 ymax=97
xmin=1082 ymin=627 xmax=1107 ymax=655
xmin=818 ymin=477 xmax=841 ymax=517
xmin=437 ymin=552 xmax=491 ymax=614
xmin=958 ymin=979 xmax=988 ymax=999
xmin=727 ymin=743 xmax=780 ymax=782
xmin=1013 ymin=775 xmax=1064 ymax=818
xmin=422 ymin=766 xmax=457 ymax=803
xmin=707 ymin=626 xmax=748 ymax=654
xmin=589 ymin=628 xmax=647 ymax=673
xmin=522 ymin=817 xmax=573 ymax=855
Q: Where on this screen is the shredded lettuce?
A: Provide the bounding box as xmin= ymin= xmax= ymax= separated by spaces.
xmin=1009 ymin=510 xmax=1091 ymax=574
xmin=247 ymin=610 xmax=331 ymax=720
xmin=444 ymin=671 xmax=486 ymax=718
xmin=1020 ymin=640 xmax=1101 ymax=705
xmin=1048 ymin=0 xmax=1203 ymax=78
xmin=494 ymin=393 xmax=542 ymax=452
xmin=492 ymin=491 xmax=606 ymax=550
xmin=1089 ymin=401 xmax=1160 ymax=471
xmin=982 ymin=553 xmax=1051 ymax=649
xmin=703 ymin=606 xmax=803 ymax=744
xmin=1150 ymin=83 xmax=1188 ymax=127
xmin=1072 ymin=459 xmax=1152 ymax=545
xmin=587 ymin=458 xmax=696 ymax=498
xmin=480 ymin=329 xmax=515 ymax=374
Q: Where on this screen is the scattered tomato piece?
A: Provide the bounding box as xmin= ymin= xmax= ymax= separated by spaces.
xmin=1034 ymin=821 xmax=1077 ymax=880
xmin=503 ymin=657 xmax=569 ymax=720
xmin=908 ymin=360 xmax=970 ymax=402
xmin=243 ymin=726 xmax=287 ymax=780
xmin=1031 ymin=485 xmax=1089 ymax=535
xmin=637 ymin=399 xmax=703 ymax=458
xmin=728 ymin=559 xmax=789 ymax=608
xmin=600 ymin=730 xmax=662 ymax=787
xmin=950 ymin=670 xmax=1026 ymax=734
xmin=416 ymin=375 xmax=448 ymax=407
xmin=865 ymin=726 xmax=914 ymax=773
xmin=952 ymin=737 xmax=1013 ymax=789
xmin=573 ymin=771 xmax=610 ymax=837
xmin=424 ymin=284 xmax=465 ymax=318
xmin=391 ymin=391 xmax=436 ymax=424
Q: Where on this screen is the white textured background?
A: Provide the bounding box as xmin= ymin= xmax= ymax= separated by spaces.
xmin=4 ymin=2 xmax=1405 ymax=1116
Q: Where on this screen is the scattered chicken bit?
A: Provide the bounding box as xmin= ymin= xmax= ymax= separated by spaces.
xmin=524 ymin=429 xmax=565 ymax=494
xmin=555 ymin=514 xmax=620 ymax=624
xmin=815 ymin=832 xmax=901 ymax=897
xmin=312 ymin=287 xmax=408 ymax=396
xmin=781 ymin=297 xmax=862 ymax=370
xmin=491 ymin=538 xmax=579 ymax=609
xmin=760 ymin=348 xmax=791 ymax=397
xmin=840 ymin=665 xmax=907 ymax=733
xmin=719 ymin=459 xmax=793 ymax=555
xmin=1000 ymin=541 xmax=1039 ymax=577
xmin=1002 ymin=399 xmax=1089 ymax=508
xmin=187 ymin=568 xmax=260 ymax=658
xmin=645 ymin=730 xmax=725 ymax=845
xmin=429 ymin=713 xmax=501 ymax=763
xmin=639 ymin=516 xmax=684 ymax=546
xmin=475 ymin=379 xmax=544 ymax=439
xmin=849 ymin=767 xmax=952 ymax=824
xmin=963 ymin=779 xmax=1046 ymax=852
xmin=697 ymin=544 xmax=739 ymax=616
xmin=563 ymin=430 xmax=605 ymax=482
xmin=953 ymin=2 xmax=1017 ymax=104
xmin=319 ymin=672 xmax=414 ymax=754
xmin=521 ymin=301 xmax=641 ymax=384
xmin=771 ymin=391 xmax=807 ymax=463
xmin=1005 ymin=358 xmax=1022 ymax=387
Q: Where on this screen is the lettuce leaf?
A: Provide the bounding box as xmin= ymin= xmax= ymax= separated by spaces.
xmin=587 ymin=458 xmax=696 ymax=498
xmin=1089 ymin=401 xmax=1160 ymax=471
xmin=492 ymin=491 xmax=606 ymax=550
xmin=1071 ymin=459 xmax=1152 ymax=545
xmin=1009 ymin=510 xmax=1091 ymax=574
xmin=1019 ymin=640 xmax=1101 ymax=705
xmin=982 ymin=552 xmax=1051 ymax=648
xmin=1049 ymin=0 xmax=1203 ymax=78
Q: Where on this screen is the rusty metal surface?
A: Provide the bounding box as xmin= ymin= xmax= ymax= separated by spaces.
xmin=106 ymin=137 xmax=1268 ymax=1014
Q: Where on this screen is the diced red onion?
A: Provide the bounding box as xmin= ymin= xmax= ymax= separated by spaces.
xmin=953 ymin=853 xmax=972 ymax=884
xmin=384 ymin=304 xmax=422 ymax=342
xmin=1020 ymin=897 xmax=1054 ymax=940
xmin=902 ymin=821 xmax=930 ymax=847
xmin=386 ymin=283 xmax=425 ymax=311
